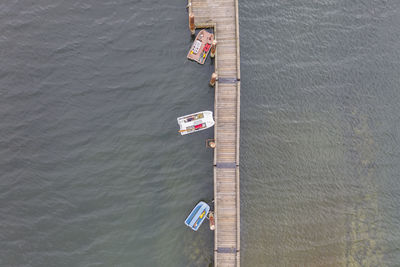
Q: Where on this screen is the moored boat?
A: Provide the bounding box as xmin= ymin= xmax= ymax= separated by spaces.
xmin=177 ymin=111 xmax=214 ymax=135
xmin=187 ymin=29 xmax=214 ymax=64
xmin=184 ymin=201 xmax=210 ymax=231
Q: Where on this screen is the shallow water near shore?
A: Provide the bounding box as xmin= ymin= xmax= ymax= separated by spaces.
xmin=1 ymin=0 xmax=400 ymax=266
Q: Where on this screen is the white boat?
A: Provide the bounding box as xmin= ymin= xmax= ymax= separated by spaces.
xmin=177 ymin=111 xmax=214 ymax=135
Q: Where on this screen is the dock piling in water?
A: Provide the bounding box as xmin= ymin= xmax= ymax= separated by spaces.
xmin=189 ymin=13 xmax=195 ymax=35
xmin=210 ymin=72 xmax=218 ymax=87
xmin=210 ymin=40 xmax=217 ymax=58
xmin=207 ymin=140 xmax=216 ymax=148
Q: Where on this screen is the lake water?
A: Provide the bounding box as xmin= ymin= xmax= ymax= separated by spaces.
xmin=1 ymin=0 xmax=400 ymax=266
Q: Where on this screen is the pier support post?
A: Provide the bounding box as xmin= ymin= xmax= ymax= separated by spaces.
xmin=210 ymin=40 xmax=217 ymax=58
xmin=210 ymin=72 xmax=218 ymax=86
xmin=206 ymin=139 xmax=216 ymax=148
xmin=210 ymin=72 xmax=218 ymax=87
xmin=189 ymin=13 xmax=195 ymax=35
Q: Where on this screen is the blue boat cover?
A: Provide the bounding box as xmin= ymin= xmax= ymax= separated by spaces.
xmin=184 ymin=201 xmax=210 ymax=231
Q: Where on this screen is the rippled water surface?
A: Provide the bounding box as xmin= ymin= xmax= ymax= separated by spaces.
xmin=241 ymin=0 xmax=400 ymax=266
xmin=1 ymin=0 xmax=400 ymax=266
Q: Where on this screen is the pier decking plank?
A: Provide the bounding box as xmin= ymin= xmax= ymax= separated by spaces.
xmin=189 ymin=0 xmax=240 ymax=266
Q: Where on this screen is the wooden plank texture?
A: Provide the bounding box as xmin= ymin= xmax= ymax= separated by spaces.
xmin=189 ymin=0 xmax=240 ymax=266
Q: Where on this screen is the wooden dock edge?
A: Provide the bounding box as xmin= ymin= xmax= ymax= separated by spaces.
xmin=236 ymin=166 xmax=241 ymax=259
xmin=235 ymin=0 xmax=241 ymax=81
xmin=213 ymin=166 xmax=218 ymax=256
xmin=234 ymin=0 xmax=241 ymax=263
xmin=187 ymin=0 xmax=193 ymax=15
xmin=214 ymin=80 xmax=218 ymax=166
xmin=235 ymin=0 xmax=241 ymax=165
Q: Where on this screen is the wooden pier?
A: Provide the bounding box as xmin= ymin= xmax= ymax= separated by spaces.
xmin=188 ymin=0 xmax=241 ymax=266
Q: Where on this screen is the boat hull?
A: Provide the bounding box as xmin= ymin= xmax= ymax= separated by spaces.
xmin=184 ymin=201 xmax=210 ymax=231
xmin=177 ymin=111 xmax=214 ymax=135
xmin=187 ymin=30 xmax=214 ymax=65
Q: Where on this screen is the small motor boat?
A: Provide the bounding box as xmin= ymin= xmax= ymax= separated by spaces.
xmin=177 ymin=111 xmax=214 ymax=135
xmin=187 ymin=29 xmax=214 ymax=64
xmin=184 ymin=201 xmax=210 ymax=231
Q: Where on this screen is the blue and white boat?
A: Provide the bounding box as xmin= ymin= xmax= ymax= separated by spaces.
xmin=184 ymin=201 xmax=210 ymax=231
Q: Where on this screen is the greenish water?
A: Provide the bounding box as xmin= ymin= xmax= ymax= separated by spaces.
xmin=241 ymin=1 xmax=400 ymax=266
xmin=0 ymin=0 xmax=400 ymax=266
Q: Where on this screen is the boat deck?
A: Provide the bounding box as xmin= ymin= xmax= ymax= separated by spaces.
xmin=187 ymin=29 xmax=214 ymax=64
xmin=188 ymin=0 xmax=240 ymax=266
